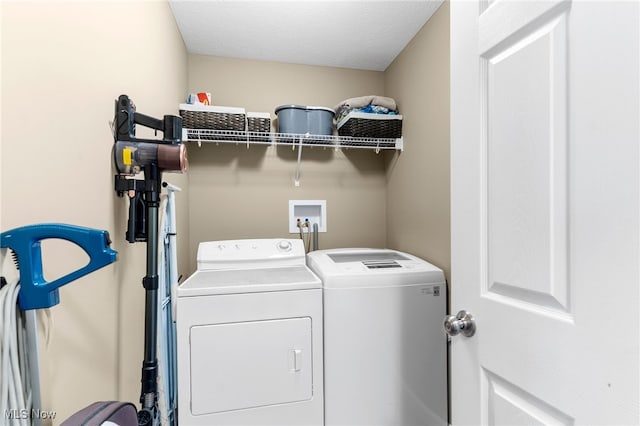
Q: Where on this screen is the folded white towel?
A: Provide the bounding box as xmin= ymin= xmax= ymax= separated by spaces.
xmin=371 ymin=96 xmax=397 ymax=111
xmin=334 ymin=95 xmax=397 ymax=112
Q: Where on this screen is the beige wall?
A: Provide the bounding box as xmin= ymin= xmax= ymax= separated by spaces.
xmin=1 ymin=1 xmax=187 ymax=423
xmin=186 ymin=55 xmax=388 ymax=272
xmin=385 ymin=2 xmax=451 ymax=281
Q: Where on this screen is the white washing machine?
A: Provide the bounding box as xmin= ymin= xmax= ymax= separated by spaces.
xmin=307 ymin=248 xmax=447 ymax=426
xmin=177 ymin=239 xmax=324 ymax=426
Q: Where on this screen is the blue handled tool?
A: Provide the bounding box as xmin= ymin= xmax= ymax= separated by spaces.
xmin=0 ymin=223 xmax=118 ymax=310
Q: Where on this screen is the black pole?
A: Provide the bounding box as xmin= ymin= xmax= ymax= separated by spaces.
xmin=138 ymin=163 xmax=161 ymax=425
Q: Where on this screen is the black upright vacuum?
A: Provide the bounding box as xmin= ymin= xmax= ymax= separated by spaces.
xmin=112 ymin=95 xmax=187 ymax=426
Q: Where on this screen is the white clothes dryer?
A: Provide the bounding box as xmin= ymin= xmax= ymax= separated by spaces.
xmin=177 ymin=239 xmax=324 ymax=426
xmin=307 ymin=248 xmax=447 ymax=426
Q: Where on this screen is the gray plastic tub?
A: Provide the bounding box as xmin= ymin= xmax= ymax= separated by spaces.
xmin=275 ymin=105 xmax=335 ymax=136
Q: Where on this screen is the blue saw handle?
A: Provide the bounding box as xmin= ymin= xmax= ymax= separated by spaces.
xmin=0 ymin=223 xmax=118 ymax=310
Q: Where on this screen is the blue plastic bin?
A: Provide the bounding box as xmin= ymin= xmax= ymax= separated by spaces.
xmin=275 ymin=105 xmax=335 ymax=136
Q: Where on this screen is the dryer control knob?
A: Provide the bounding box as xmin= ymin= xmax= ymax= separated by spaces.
xmin=277 ymin=240 xmax=292 ymax=252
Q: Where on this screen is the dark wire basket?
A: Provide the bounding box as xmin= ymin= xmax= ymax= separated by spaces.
xmin=337 ymin=113 xmax=403 ymax=139
xmin=179 ymin=108 xmax=246 ymax=131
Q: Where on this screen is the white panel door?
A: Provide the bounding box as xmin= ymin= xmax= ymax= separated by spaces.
xmin=450 ymin=1 xmax=639 ymax=424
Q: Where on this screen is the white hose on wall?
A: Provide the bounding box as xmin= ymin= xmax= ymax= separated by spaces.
xmin=0 ymin=277 xmax=31 ymax=426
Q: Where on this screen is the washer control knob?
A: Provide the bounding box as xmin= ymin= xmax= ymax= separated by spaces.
xmin=277 ymin=240 xmax=292 ymax=252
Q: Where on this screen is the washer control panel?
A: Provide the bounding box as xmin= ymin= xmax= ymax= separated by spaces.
xmin=197 ymin=239 xmax=305 ymax=270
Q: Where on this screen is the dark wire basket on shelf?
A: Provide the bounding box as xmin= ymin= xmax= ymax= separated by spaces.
xmin=337 ymin=111 xmax=403 ymax=141
xmin=246 ymin=113 xmax=271 ymax=143
xmin=179 ymin=104 xmax=246 ymax=131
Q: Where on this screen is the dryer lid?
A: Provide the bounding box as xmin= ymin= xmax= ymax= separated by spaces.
xmin=177 ymin=265 xmax=321 ymax=296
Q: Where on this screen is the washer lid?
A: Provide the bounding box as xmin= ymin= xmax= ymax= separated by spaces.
xmin=306 ymin=248 xmax=445 ymax=288
xmin=177 ymin=265 xmax=321 ymax=297
xmin=327 ymin=251 xmax=410 ymax=265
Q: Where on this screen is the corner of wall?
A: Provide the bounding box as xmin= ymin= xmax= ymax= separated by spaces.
xmin=383 ymin=0 xmax=451 ymax=281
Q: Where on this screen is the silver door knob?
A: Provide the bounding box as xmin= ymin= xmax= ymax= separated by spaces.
xmin=444 ymin=310 xmax=476 ymax=337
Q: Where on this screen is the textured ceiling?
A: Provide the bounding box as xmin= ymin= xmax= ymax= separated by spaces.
xmin=169 ymin=1 xmax=444 ymax=71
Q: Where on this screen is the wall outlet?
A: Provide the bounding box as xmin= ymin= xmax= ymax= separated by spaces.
xmin=289 ymin=200 xmax=327 ymax=233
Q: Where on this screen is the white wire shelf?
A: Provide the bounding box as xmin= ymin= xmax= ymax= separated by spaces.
xmin=184 ymin=129 xmax=403 ymax=152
